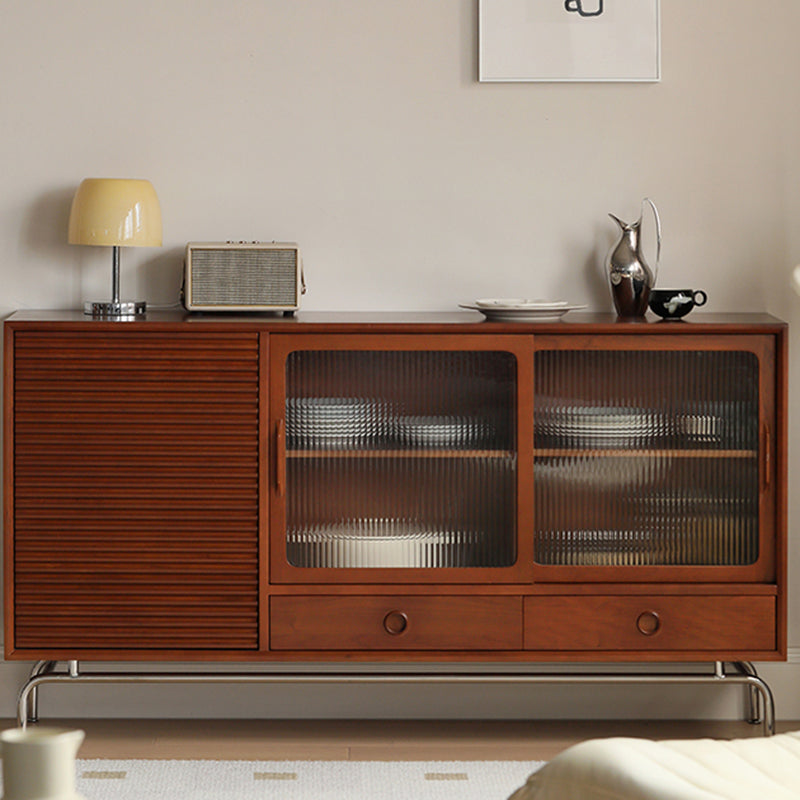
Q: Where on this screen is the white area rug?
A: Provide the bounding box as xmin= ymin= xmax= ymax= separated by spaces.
xmin=76 ymin=758 xmax=544 ymax=800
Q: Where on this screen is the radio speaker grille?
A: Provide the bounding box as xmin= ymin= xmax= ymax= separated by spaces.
xmin=189 ymin=248 xmax=298 ymax=307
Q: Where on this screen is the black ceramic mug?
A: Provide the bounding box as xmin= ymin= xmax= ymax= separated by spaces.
xmin=649 ymin=289 xmax=707 ymax=320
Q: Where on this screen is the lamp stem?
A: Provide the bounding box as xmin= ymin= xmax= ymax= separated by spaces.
xmin=111 ymin=246 xmax=121 ymax=305
xmin=84 ymin=243 xmax=144 ymax=317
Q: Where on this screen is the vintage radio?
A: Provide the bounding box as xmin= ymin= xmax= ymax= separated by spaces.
xmin=183 ymin=242 xmax=304 ymax=312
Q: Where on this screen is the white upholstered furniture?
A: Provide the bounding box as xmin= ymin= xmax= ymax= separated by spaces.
xmin=509 ymin=730 xmax=800 ymax=800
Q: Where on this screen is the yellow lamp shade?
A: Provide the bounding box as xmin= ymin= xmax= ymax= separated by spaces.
xmin=68 ymin=178 xmax=162 ymax=247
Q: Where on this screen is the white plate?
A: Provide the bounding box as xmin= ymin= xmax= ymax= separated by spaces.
xmin=474 ymin=298 xmax=569 ymax=309
xmin=287 ymin=520 xmax=485 ymax=568
xmin=460 ymin=303 xmax=586 ymax=321
xmin=395 ymin=415 xmax=494 ymax=447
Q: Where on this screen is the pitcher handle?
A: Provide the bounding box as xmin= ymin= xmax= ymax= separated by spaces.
xmin=642 ymin=197 xmax=662 ymax=285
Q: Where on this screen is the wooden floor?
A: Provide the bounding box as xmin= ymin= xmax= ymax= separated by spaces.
xmin=11 ymin=718 xmax=798 ymax=762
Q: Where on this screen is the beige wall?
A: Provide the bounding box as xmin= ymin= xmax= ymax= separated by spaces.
xmin=2 ymin=0 xmax=800 ymax=720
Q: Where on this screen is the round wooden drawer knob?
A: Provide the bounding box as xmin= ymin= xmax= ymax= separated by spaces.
xmin=383 ymin=611 xmax=409 ymax=636
xmin=636 ymin=610 xmax=661 ymax=636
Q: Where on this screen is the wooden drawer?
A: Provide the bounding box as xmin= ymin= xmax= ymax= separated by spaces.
xmin=271 ymin=596 xmax=523 ymax=651
xmin=524 ymin=595 xmax=776 ymax=652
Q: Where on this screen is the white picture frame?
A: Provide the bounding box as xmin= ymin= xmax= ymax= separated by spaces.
xmin=479 ymin=0 xmax=660 ymax=83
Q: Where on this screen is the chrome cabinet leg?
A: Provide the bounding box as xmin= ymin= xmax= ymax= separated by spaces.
xmin=733 ymin=662 xmax=763 ymax=724
xmin=14 ymin=661 xmax=777 ymax=735
xmin=22 ymin=661 xmax=57 ymax=726
xmin=744 ymin=669 xmax=774 ymax=735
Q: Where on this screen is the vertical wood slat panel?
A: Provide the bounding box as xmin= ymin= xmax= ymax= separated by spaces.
xmin=12 ymin=331 xmax=261 ymax=650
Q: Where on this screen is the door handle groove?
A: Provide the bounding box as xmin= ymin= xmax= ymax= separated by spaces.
xmin=276 ymin=418 xmax=286 ymax=496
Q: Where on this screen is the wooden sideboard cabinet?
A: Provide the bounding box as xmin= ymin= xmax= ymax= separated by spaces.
xmin=3 ymin=311 xmax=787 ymax=673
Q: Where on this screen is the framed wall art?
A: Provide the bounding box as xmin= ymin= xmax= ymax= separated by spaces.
xmin=479 ymin=0 xmax=660 ymax=83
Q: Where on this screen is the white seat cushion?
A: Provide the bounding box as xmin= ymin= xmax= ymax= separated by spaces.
xmin=509 ymin=730 xmax=800 ymax=800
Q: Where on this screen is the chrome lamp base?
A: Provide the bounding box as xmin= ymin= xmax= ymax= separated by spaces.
xmin=84 ymin=300 xmax=147 ymax=318
xmin=84 ymin=246 xmax=147 ymax=317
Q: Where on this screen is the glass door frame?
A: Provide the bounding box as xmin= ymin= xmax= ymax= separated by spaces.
xmin=268 ymin=333 xmax=535 ymax=585
xmin=530 ymin=333 xmax=778 ymax=584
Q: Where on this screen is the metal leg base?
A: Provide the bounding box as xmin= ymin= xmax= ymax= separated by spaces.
xmin=731 ymin=661 xmax=765 ymax=724
xmin=23 ymin=661 xmax=57 ymax=724
xmin=16 ymin=661 xmax=776 ymax=736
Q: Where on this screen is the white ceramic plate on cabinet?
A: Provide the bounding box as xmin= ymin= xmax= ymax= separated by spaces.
xmin=460 ymin=302 xmax=586 ymax=321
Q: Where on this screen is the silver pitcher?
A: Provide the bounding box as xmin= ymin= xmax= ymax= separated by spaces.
xmin=606 ymin=198 xmax=661 ymax=317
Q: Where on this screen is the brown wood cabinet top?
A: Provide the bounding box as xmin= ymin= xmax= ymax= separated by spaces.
xmin=4 ymin=309 xmax=787 ymax=335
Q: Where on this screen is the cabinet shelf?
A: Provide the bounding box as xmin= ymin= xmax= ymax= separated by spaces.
xmin=534 ymin=448 xmax=757 ymax=459
xmin=287 ymin=449 xmax=515 ymax=459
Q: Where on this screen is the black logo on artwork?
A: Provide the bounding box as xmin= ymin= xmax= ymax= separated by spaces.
xmin=565 ymin=0 xmax=604 ymax=17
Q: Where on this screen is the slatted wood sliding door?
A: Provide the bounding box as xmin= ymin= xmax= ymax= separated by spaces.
xmin=10 ymin=331 xmax=261 ymax=654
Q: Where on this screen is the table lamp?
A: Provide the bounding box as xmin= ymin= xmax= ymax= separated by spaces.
xmin=68 ymin=178 xmax=162 ymax=317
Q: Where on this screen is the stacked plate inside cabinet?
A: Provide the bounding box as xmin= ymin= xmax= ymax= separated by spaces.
xmin=536 ymin=404 xmax=654 ymax=449
xmin=287 ymin=518 xmax=484 ymax=568
xmin=534 ymin=530 xmax=658 ymax=567
xmin=394 ymin=415 xmax=495 ymax=448
xmin=287 ymin=397 xmax=384 ymax=449
xmin=534 ymin=453 xmax=660 ymax=488
xmin=459 ymin=298 xmax=586 ymax=322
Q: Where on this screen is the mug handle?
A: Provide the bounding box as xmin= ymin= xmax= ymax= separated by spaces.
xmin=692 ymin=290 xmax=708 ymax=307
xmin=642 ymin=198 xmax=662 ymax=285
